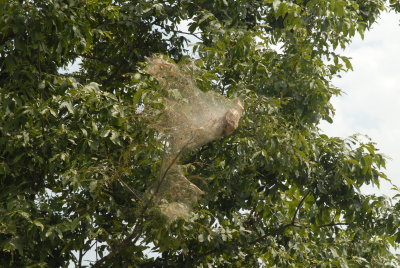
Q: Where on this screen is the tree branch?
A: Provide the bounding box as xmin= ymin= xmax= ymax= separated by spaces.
xmin=68 ymin=52 xmax=119 ymax=67
xmin=291 ymin=190 xmax=310 ymax=225
xmin=318 ymin=222 xmax=350 ymax=228
xmin=153 ymin=22 xmax=204 ymax=42
xmin=92 ymin=145 xmax=187 ymax=267
xmin=196 ymin=191 xmax=312 ymax=262
xmin=172 ymin=30 xmax=203 ymax=42
xmin=117 ymin=178 xmax=141 ymax=201
xmin=78 ymin=248 xmax=83 ymax=268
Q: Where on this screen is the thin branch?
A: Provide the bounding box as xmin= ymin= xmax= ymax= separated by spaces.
xmin=82 ymin=240 xmax=96 ymax=257
xmin=117 ymin=178 xmax=141 ymax=201
xmin=68 ymin=52 xmax=118 ymax=67
xmin=172 ymin=30 xmax=203 ymax=41
xmin=195 ymin=218 xmax=350 ymax=263
xmin=78 ymin=248 xmax=83 ymax=268
xmin=196 ymin=222 xmax=294 ymax=260
xmin=291 ymin=190 xmax=310 ymax=225
xmin=153 ymin=22 xmax=204 ymax=42
xmin=128 ymin=146 xmax=187 ymax=246
xmin=250 ymin=223 xmax=293 ymax=245
xmin=196 ymin=217 xmax=352 ymax=262
xmin=92 ymin=144 xmax=188 ymax=267
xmin=318 ymin=222 xmax=351 ymax=228
xmin=197 ymin=191 xmax=311 ymax=261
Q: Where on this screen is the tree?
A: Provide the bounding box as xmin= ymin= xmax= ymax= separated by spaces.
xmin=1 ymin=0 xmax=400 ymax=267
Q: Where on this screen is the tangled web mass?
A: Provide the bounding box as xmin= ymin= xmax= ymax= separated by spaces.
xmin=145 ymin=56 xmax=244 ymax=222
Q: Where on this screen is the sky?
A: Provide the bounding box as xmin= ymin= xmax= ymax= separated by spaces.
xmin=319 ymin=11 xmax=400 ymax=198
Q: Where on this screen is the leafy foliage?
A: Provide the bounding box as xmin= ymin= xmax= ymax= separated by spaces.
xmin=1 ymin=0 xmax=400 ymax=267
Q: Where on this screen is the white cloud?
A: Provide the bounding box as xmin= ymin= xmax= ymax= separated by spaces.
xmin=320 ymin=11 xmax=400 ymax=197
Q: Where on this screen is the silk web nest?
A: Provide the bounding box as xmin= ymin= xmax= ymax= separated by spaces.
xmin=145 ymin=56 xmax=243 ymax=222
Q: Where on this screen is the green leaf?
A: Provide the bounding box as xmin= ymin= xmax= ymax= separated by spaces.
xmin=32 ymin=220 xmax=44 ymax=231
xmin=60 ymin=101 xmax=74 ymax=114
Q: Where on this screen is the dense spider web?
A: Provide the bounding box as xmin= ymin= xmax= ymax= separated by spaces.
xmin=145 ymin=56 xmax=243 ymax=222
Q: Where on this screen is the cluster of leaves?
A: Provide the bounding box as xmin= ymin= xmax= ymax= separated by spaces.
xmin=1 ymin=0 xmax=400 ymax=267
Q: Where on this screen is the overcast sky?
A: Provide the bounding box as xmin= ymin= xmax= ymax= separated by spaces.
xmin=319 ymin=11 xmax=400 ymax=197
